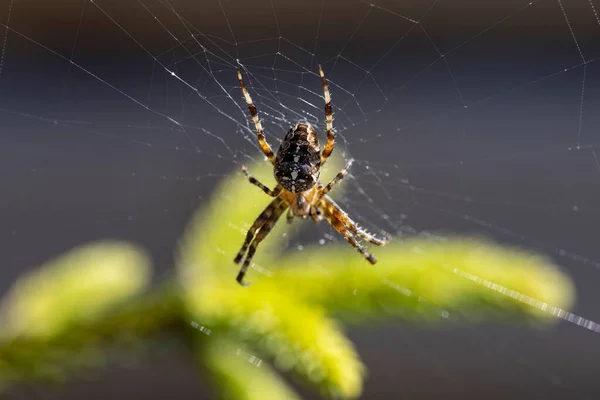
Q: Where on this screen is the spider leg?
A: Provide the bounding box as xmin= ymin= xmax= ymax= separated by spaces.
xmin=321 ymin=158 xmax=354 ymax=196
xmin=320 ymin=195 xmax=391 ymax=247
xmin=324 ymin=209 xmax=377 ymax=264
xmin=347 ymin=220 xmax=391 ymax=246
xmin=234 ymin=197 xmax=284 ymax=266
xmin=241 ymin=165 xmax=282 ymax=196
xmin=237 ymin=70 xmax=276 ymax=164
xmin=237 ymin=202 xmax=287 ymax=286
xmin=318 ymin=65 xmax=335 ymax=166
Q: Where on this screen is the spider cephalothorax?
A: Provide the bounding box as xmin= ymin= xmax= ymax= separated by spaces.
xmin=234 ymin=66 xmax=391 ymax=286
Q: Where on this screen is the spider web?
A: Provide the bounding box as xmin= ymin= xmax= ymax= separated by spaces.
xmin=1 ymin=0 xmax=600 ymax=398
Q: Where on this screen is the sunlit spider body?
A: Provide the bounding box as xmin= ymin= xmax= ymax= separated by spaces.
xmin=234 ymin=66 xmax=391 ymax=286
xmin=274 ymin=123 xmax=321 ymax=194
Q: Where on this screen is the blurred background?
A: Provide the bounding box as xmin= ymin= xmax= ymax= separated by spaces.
xmin=1 ymin=0 xmax=600 ymax=398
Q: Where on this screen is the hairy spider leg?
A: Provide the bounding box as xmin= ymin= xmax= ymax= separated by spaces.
xmin=319 ymin=66 xmax=335 ymax=166
xmin=320 ymin=158 xmax=354 ymax=196
xmin=238 ymin=70 xmax=276 ymax=164
xmin=236 ymin=200 xmax=287 ymax=286
xmin=234 ymin=197 xmax=284 ymax=265
xmin=241 ymin=165 xmax=282 ymax=197
xmin=345 ymin=216 xmax=391 ymax=246
xmin=319 ymin=199 xmax=377 ymax=264
xmin=319 ymin=194 xmax=391 ymax=248
xmin=317 ymin=158 xmax=391 ymax=246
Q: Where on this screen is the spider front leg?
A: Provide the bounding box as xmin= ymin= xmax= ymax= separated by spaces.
xmin=236 ymin=200 xmax=287 ymax=286
xmin=234 ymin=197 xmax=284 ymax=265
xmin=321 ymin=194 xmax=391 ymax=247
xmin=326 ymin=210 xmax=377 ymax=264
xmin=346 ymin=219 xmax=392 ymax=246
xmin=238 ymin=70 xmax=276 ymax=164
xmin=241 ymin=165 xmax=282 ymax=196
xmin=318 ymin=66 xmax=335 ymax=166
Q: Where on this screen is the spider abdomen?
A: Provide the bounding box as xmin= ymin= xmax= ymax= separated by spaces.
xmin=274 ymin=123 xmax=321 ymax=193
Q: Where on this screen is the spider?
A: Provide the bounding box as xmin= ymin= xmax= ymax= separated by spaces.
xmin=234 ymin=66 xmax=391 ymax=286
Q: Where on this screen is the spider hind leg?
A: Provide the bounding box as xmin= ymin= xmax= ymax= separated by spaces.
xmin=319 ymin=66 xmax=335 ymax=166
xmin=238 ymin=70 xmax=276 ymax=165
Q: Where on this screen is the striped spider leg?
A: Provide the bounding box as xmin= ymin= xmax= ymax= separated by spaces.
xmin=238 ymin=70 xmax=277 ymax=165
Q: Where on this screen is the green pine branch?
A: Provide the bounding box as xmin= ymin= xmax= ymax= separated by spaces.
xmin=0 ymin=155 xmax=575 ymax=399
